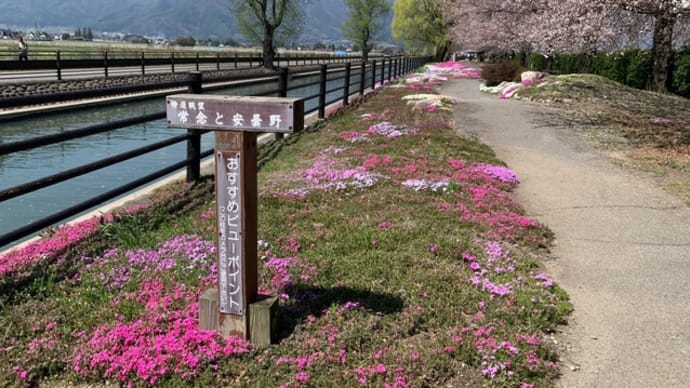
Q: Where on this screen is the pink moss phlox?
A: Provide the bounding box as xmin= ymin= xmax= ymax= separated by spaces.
xmin=0 ymin=216 xmax=105 ymax=277
xmin=363 ymin=154 xmax=393 ymax=170
xmin=299 ymin=156 xmax=384 ymax=193
xmin=367 ymin=122 xmax=398 ymax=136
xmin=471 ymin=163 xmax=519 ymax=184
xmin=339 ymin=131 xmax=369 ymax=143
xmin=424 ymin=61 xmax=481 ymax=80
xmin=401 ymin=178 xmax=449 ymax=192
xmin=359 ymin=108 xmax=390 ymax=122
xmin=199 ymin=210 xmax=214 ymax=220
xmin=265 ymin=257 xmax=299 ymax=291
xmin=365 ymin=122 xmax=418 ymax=140
xmin=1 ymin=203 xmax=151 ymax=278
xmin=94 ymin=234 xmax=215 ymax=289
xmin=72 ymin=277 xmax=250 ymax=384
xmin=532 ymin=273 xmax=554 ymax=288
xmin=650 ymin=116 xmax=672 ymax=124
xmin=448 ymin=158 xmax=466 ymax=170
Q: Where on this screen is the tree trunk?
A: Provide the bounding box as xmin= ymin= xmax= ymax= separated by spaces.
xmin=262 ymin=27 xmax=275 ymax=69
xmin=649 ymin=11 xmax=675 ymax=93
xmin=435 ymin=40 xmax=451 ymax=62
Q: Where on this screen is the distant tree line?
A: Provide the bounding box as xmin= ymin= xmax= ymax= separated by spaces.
xmin=63 ymin=27 xmax=94 ymax=40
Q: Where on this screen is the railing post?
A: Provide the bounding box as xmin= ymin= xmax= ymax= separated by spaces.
xmin=318 ymin=64 xmax=327 ymax=119
xmin=104 ymin=51 xmax=109 ymax=78
xmin=186 ymin=72 xmax=203 ymax=182
xmin=217 ymin=53 xmax=221 ymax=71
xmin=56 ymin=51 xmax=62 ymax=81
xmin=388 ymin=57 xmax=393 ymax=81
xmin=343 ymin=62 xmax=351 ymax=106
xmin=380 ymin=58 xmax=385 ymax=86
xmin=141 ymin=52 xmax=146 ymax=75
xmin=276 ymin=67 xmax=289 ymax=139
xmin=234 ymin=53 xmax=238 ymax=69
xmin=371 ymin=60 xmax=377 ymax=90
xmin=171 ymin=51 xmax=176 ymax=73
xmin=359 ymin=61 xmax=366 ymax=95
xmin=196 ymin=53 xmax=200 ymax=71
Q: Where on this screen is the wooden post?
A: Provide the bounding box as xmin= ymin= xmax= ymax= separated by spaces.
xmin=343 ymin=62 xmax=351 ymax=106
xmin=359 ymin=61 xmax=366 ymax=96
xmin=56 ymin=51 xmax=62 ymax=81
xmin=167 ymin=94 xmax=304 ymax=344
xmin=380 ymin=57 xmax=385 ymax=83
xmin=318 ymin=64 xmax=327 ymax=119
xmin=103 ymin=51 xmax=109 ymax=78
xmin=276 ymin=67 xmax=289 ymax=140
xmin=371 ymin=60 xmax=377 ymax=90
xmin=186 ymin=72 xmax=203 ymax=182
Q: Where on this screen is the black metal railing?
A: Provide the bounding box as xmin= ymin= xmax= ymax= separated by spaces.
xmin=0 ymin=49 xmax=386 ymax=82
xmin=0 ymin=56 xmax=431 ymax=248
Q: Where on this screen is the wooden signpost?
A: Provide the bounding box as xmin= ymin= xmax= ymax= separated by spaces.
xmin=167 ymin=94 xmax=304 ymax=344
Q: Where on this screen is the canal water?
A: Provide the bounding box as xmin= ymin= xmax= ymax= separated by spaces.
xmin=0 ymin=70 xmax=369 ymax=250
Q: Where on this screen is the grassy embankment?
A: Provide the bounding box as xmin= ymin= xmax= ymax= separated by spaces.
xmin=0 ymin=64 xmax=571 ymax=387
xmin=518 ymin=73 xmax=690 ymax=204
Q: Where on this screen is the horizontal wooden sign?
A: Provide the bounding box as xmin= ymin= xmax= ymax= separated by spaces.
xmin=166 ymin=94 xmax=304 ymax=133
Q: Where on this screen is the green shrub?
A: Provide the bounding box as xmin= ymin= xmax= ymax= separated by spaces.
xmin=527 ymin=54 xmax=545 ymax=71
xmin=481 ymin=60 xmax=524 ymax=86
xmin=598 ymin=51 xmax=630 ymax=84
xmin=515 ymin=51 xmax=527 ymax=66
xmin=554 ymin=54 xmax=583 ymax=74
xmin=625 ymin=50 xmax=652 ymax=89
xmin=672 ymin=51 xmax=690 ymax=97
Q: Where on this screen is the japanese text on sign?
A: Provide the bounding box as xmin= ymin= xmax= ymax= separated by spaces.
xmin=166 ymin=94 xmax=303 ymax=133
xmin=217 ymin=151 xmax=243 ymax=314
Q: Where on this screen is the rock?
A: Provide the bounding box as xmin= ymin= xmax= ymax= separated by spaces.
xmin=521 ymin=71 xmax=545 ymax=84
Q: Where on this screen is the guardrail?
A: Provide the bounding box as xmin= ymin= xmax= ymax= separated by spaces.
xmin=0 ymin=49 xmax=380 ymax=82
xmin=0 ymin=56 xmax=431 ymax=248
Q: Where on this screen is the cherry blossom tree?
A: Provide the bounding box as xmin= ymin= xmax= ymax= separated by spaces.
xmin=440 ymin=0 xmax=690 ymax=92
xmin=615 ymin=0 xmax=690 ymax=91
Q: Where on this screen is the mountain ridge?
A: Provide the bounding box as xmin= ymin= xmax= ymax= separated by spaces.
xmin=0 ymin=0 xmax=392 ymax=43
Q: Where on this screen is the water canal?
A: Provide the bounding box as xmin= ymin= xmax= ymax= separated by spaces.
xmin=0 ymin=69 xmax=366 ymax=249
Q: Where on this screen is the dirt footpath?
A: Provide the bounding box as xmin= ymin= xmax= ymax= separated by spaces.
xmin=441 ymin=79 xmax=690 ymax=387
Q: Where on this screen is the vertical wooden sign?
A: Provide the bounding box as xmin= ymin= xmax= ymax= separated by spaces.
xmin=214 ymin=131 xmax=258 ymax=336
xmin=167 ymin=94 xmax=303 ymax=343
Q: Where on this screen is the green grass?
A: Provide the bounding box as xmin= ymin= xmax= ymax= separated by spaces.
xmin=0 ymin=82 xmax=570 ymax=387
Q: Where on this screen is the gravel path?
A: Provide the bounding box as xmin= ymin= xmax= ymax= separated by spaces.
xmin=442 ymin=79 xmax=690 ymax=387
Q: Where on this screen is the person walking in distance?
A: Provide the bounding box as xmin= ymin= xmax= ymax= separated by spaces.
xmin=18 ymin=36 xmax=28 ymax=61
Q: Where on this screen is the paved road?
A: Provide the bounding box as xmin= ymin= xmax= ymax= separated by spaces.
xmin=442 ymin=79 xmax=690 ymax=387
